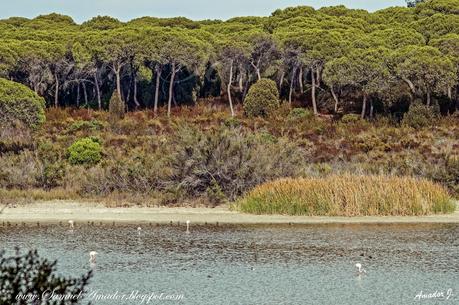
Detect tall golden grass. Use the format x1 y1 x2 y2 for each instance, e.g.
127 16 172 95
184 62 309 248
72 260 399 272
235 175 455 216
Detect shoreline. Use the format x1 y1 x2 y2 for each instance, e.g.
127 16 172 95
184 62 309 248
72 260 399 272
0 201 458 225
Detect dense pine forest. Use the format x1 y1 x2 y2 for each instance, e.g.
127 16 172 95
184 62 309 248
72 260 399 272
0 0 458 115
0 0 458 210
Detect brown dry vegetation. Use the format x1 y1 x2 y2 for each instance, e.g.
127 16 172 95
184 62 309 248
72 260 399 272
235 175 454 216
0 103 458 208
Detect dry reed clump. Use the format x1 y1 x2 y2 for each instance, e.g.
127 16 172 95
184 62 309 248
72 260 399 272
236 175 455 216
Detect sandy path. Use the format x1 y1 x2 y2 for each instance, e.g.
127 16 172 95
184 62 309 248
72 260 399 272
0 201 458 225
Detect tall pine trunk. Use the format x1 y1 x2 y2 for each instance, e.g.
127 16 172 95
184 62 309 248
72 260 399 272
251 60 261 80
133 74 140 109
456 86 459 111
311 69 318 115
94 71 102 110
279 71 285 90
82 82 88 105
227 60 235 117
54 73 59 108
167 62 177 118
242 73 251 101
115 66 122 100
126 76 132 106
370 100 374 118
154 66 162 114
76 83 80 107
289 67 297 104
361 94 367 119
402 77 416 101
331 86 339 113
298 67 303 93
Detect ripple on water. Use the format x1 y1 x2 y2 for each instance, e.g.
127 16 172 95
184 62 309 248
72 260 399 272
0 223 458 305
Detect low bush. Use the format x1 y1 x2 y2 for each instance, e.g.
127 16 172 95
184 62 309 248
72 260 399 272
236 175 454 216
341 114 362 124
0 124 34 153
37 141 62 163
79 153 166 196
402 101 439 128
446 155 459 194
0 78 46 129
243 79 280 117
67 137 102 166
1 103 458 207
447 155 459 177
431 154 459 195
37 161 67 189
0 149 65 190
0 151 41 189
108 91 125 125
67 119 105 133
164 125 306 201
223 117 242 128
288 108 314 120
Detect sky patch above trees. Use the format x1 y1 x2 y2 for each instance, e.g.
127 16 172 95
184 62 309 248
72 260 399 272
1 0 407 23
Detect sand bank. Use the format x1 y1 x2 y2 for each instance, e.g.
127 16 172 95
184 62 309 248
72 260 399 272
0 201 458 225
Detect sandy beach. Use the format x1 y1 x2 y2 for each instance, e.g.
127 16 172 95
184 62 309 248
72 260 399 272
0 201 458 225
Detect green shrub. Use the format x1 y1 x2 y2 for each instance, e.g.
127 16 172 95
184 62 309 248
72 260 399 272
38 161 66 189
236 175 455 216
0 78 46 129
223 117 242 128
36 141 66 188
37 141 62 163
288 108 313 120
341 114 362 124
68 119 105 133
243 78 280 117
255 131 277 144
402 101 438 128
108 91 125 124
206 179 227 205
67 137 102 166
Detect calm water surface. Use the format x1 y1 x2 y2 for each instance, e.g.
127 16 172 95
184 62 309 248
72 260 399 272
1 223 458 305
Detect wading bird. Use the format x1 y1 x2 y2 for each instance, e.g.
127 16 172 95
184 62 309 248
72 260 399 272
186 220 190 234
137 227 142 235
355 263 366 275
68 220 74 229
89 251 98 264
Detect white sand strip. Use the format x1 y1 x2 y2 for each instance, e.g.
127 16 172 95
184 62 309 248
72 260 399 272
0 201 458 225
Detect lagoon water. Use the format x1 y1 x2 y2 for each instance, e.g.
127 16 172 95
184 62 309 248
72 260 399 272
1 223 458 305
